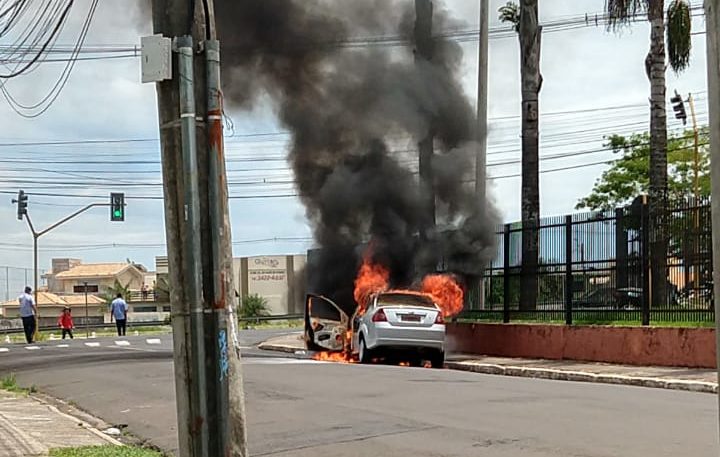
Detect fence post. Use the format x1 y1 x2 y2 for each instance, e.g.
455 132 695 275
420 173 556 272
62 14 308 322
641 197 651 326
565 215 573 325
615 208 628 290
503 224 511 323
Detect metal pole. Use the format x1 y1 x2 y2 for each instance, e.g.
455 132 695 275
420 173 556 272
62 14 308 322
84 282 89 338
178 35 210 457
688 93 701 290
5 266 9 302
415 0 436 237
688 93 700 202
33 234 38 340
703 0 720 442
476 0 489 205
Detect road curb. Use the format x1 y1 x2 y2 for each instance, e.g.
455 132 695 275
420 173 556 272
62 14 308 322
258 342 718 394
257 343 305 354
444 362 718 394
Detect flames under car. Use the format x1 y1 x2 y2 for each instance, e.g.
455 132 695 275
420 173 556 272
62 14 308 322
305 292 446 367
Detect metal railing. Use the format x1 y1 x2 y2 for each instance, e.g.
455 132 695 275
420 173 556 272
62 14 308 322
464 196 714 325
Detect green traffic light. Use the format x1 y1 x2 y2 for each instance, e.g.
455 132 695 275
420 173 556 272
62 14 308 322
114 210 122 217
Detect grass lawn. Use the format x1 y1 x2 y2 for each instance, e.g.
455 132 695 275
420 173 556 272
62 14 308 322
49 446 163 457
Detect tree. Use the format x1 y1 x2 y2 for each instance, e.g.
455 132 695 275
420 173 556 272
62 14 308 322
102 279 132 303
605 0 693 311
577 128 710 211
499 0 542 311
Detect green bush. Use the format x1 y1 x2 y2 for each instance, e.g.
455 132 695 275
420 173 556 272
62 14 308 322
239 294 270 319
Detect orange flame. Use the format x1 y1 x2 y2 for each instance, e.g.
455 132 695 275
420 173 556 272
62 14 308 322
313 351 357 363
421 274 464 317
353 256 389 312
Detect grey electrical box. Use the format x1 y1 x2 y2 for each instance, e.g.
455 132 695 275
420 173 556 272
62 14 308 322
141 35 172 83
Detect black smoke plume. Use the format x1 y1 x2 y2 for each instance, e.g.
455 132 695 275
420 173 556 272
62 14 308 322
152 0 499 312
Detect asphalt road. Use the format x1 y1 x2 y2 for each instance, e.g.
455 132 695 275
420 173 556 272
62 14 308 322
0 330 717 457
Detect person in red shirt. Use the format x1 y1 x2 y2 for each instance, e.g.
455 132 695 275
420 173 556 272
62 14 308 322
57 306 74 340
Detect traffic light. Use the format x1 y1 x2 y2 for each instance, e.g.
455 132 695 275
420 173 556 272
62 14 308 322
671 91 687 125
110 193 125 222
15 190 28 220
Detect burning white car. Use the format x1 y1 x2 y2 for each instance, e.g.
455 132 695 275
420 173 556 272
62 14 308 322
305 291 446 367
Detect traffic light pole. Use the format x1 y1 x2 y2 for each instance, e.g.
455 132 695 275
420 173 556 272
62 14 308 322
21 203 111 339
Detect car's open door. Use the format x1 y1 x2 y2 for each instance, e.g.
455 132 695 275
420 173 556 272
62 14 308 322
304 294 349 352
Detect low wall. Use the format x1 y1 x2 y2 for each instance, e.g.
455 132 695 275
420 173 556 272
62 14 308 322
447 323 717 368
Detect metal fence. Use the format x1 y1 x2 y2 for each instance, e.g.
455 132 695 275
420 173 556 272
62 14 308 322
464 196 714 325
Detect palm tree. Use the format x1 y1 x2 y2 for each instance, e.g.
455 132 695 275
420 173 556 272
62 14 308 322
606 0 692 308
499 0 542 310
102 279 132 303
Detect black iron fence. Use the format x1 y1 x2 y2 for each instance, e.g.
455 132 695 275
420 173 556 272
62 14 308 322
463 196 714 325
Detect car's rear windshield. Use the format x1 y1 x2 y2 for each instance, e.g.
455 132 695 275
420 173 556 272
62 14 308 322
377 293 436 308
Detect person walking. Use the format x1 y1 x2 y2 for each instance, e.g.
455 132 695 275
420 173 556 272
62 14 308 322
57 306 74 340
110 293 128 336
18 286 37 344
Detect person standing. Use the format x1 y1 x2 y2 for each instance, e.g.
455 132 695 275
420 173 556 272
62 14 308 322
18 286 37 344
110 293 128 336
57 306 74 340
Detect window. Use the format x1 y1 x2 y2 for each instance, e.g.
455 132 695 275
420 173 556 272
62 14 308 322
162 306 171 312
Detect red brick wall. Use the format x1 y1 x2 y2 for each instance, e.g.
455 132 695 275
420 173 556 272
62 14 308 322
446 323 717 368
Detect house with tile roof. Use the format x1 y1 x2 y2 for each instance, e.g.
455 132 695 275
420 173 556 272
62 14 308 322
46 260 146 296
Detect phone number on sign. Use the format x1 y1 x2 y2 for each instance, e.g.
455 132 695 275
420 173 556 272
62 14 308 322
251 274 286 281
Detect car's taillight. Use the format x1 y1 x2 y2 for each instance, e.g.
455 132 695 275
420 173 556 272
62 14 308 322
435 313 445 324
372 309 387 322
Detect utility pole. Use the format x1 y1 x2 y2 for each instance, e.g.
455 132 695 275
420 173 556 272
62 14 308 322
149 1 247 456
84 282 89 338
704 0 720 443
475 0 489 310
415 0 436 234
476 0 489 206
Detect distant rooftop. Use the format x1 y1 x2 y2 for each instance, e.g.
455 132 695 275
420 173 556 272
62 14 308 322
53 263 135 279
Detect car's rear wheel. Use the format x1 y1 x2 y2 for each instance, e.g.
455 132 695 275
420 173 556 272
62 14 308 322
430 351 445 369
358 335 373 364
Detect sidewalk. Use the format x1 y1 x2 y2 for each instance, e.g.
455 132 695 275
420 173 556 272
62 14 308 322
0 390 120 457
258 333 718 394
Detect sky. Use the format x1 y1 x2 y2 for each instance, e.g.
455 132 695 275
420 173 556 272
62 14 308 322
0 0 711 297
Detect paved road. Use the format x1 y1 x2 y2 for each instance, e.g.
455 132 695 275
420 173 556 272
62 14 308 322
0 330 717 457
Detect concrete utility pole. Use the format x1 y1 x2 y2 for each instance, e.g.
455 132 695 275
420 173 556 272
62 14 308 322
150 1 247 456
475 0 489 309
704 0 720 442
415 0 436 233
476 0 489 206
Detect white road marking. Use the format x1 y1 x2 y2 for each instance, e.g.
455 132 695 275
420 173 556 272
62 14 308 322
114 340 131 346
0 348 8 353
146 338 162 345
25 346 40 350
56 344 69 348
84 342 101 347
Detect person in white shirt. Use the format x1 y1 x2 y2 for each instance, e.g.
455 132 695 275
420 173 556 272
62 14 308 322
110 293 129 336
18 286 37 344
